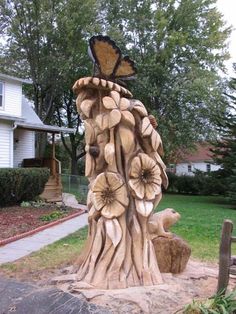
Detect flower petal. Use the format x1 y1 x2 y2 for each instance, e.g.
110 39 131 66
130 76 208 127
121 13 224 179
110 91 120 105
115 184 129 206
103 96 117 109
130 156 142 178
109 109 122 128
102 200 125 219
119 97 130 110
106 172 124 191
129 178 145 199
93 191 105 211
104 142 115 165
135 199 153 217
93 172 108 192
139 153 156 170
145 183 161 200
121 111 135 127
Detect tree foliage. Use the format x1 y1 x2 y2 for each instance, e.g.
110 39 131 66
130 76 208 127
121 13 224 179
100 0 231 160
212 64 236 203
0 0 232 169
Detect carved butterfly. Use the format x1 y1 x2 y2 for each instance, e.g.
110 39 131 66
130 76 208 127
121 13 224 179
88 35 137 80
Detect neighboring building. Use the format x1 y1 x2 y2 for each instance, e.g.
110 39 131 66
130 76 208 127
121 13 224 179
0 73 74 201
168 142 221 176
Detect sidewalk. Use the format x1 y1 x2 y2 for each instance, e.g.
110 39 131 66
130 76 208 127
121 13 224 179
0 213 88 264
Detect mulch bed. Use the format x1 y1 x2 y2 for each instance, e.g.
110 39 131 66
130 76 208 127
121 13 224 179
0 204 80 241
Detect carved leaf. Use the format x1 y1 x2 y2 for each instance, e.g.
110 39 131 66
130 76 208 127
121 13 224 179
96 113 109 130
141 117 153 137
80 99 96 118
151 130 162 151
105 218 122 247
100 79 107 87
83 77 92 85
132 100 148 117
92 77 100 86
85 153 95 177
119 97 130 110
109 109 121 128
107 81 114 89
84 120 95 144
103 96 117 109
104 142 115 165
110 91 120 105
102 200 125 219
114 83 121 92
135 199 153 217
119 125 135 153
121 111 135 127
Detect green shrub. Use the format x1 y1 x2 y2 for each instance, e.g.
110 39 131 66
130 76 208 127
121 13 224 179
166 170 227 196
0 168 50 207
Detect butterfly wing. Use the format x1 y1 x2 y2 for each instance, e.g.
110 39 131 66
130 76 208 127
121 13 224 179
114 56 137 79
89 35 121 77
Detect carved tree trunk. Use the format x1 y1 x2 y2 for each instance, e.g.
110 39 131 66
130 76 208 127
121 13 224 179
72 77 168 289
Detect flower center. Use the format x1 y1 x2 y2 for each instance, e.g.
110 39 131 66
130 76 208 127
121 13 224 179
140 169 152 183
101 188 115 204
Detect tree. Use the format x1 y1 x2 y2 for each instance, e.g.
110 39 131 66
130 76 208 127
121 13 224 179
0 0 99 168
212 64 236 203
99 0 231 161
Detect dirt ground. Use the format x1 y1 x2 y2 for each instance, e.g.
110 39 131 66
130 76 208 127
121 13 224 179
0 204 80 240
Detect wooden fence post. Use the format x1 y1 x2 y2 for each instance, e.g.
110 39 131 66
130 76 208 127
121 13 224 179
217 219 233 294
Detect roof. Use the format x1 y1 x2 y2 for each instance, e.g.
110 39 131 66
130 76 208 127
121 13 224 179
15 97 75 134
177 143 214 163
0 73 32 84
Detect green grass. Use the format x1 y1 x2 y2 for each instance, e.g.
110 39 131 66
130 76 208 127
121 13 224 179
1 194 235 279
157 194 236 261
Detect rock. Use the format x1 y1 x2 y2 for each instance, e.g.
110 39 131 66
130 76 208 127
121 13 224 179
152 235 191 273
51 274 77 284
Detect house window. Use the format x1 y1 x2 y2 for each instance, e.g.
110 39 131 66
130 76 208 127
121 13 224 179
188 165 192 172
206 164 211 172
0 81 4 109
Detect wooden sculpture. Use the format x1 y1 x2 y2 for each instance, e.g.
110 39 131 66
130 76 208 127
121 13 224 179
72 35 169 289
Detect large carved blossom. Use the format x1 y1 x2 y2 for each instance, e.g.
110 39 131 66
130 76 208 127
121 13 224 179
129 153 162 200
92 172 129 219
95 91 135 130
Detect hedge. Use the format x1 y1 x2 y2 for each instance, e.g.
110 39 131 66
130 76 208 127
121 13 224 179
0 168 50 207
166 170 227 195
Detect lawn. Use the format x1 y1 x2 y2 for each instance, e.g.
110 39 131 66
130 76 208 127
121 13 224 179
1 194 235 279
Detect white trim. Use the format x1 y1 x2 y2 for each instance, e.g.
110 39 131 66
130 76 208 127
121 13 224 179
0 81 5 111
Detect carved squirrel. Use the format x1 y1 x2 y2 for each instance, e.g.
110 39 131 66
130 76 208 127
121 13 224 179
148 208 180 239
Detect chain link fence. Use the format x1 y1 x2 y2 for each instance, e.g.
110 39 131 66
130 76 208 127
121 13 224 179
61 174 88 204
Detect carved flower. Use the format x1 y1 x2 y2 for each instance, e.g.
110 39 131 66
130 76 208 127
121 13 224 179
92 172 129 219
95 91 135 130
141 116 163 153
129 153 162 200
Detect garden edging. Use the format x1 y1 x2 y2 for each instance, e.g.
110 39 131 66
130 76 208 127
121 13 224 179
0 209 86 247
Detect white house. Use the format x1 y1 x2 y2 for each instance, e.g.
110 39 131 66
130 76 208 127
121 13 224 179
168 143 221 176
0 73 74 201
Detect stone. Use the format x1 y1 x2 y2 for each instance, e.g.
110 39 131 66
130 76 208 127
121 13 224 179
0 277 110 314
152 235 191 273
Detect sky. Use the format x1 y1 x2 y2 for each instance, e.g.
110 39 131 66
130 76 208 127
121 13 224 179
217 0 236 76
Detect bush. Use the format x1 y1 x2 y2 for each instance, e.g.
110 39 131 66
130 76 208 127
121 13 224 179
166 170 227 195
0 168 50 207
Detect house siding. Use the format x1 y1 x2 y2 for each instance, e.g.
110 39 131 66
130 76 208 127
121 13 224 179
0 80 22 117
0 121 13 168
13 129 35 167
176 162 221 176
